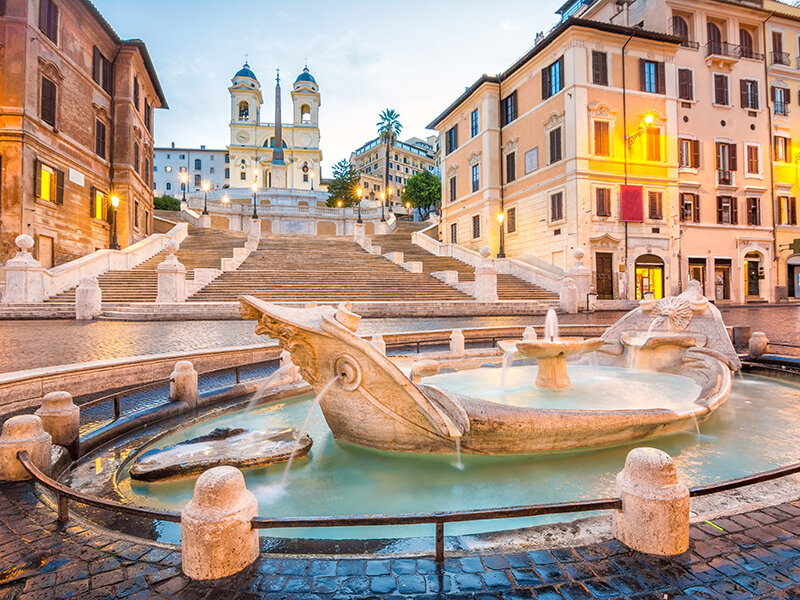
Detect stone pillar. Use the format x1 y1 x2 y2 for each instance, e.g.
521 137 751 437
156 239 186 303
450 329 465 356
566 249 592 310
34 391 80 457
370 334 386 355
410 360 439 383
170 360 199 407
75 276 102 320
559 277 578 314
181 466 259 580
748 332 769 358
353 222 365 243
473 247 499 302
245 218 261 251
1 235 48 304
0 415 52 481
198 213 211 229
613 447 690 556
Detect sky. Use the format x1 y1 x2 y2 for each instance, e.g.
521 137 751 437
93 0 565 177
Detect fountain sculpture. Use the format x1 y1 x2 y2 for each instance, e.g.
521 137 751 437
239 282 735 455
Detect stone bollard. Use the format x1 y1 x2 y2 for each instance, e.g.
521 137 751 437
613 447 689 556
450 329 465 356
156 239 186 303
1 234 47 304
34 391 80 457
353 222 365 243
0 415 52 481
559 277 578 314
473 246 499 302
170 360 199 407
181 466 259 580
371 334 386 355
245 218 261 251
748 332 769 359
410 360 439 383
75 275 102 320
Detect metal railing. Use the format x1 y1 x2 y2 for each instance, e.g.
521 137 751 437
706 41 739 59
775 102 790 117
739 47 764 61
771 51 791 66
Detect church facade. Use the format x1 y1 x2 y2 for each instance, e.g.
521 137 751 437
227 63 322 191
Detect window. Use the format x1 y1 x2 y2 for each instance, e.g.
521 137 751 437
470 109 479 137
541 57 564 99
194 158 202 170
778 195 797 225
772 86 790 116
681 193 700 222
33 159 64 204
501 91 517 126
740 79 759 109
165 165 172 172
450 222 458 244
39 0 58 44
746 145 759 174
646 128 661 162
505 152 516 183
715 142 737 184
180 154 185 160
648 191 663 220
524 147 539 174
549 127 562 164
225 168 230 178
550 191 564 222
746 197 761 225
144 99 151 132
166 182 172 190
640 59 665 94
90 188 107 220
713 74 729 105
775 135 790 162
445 125 458 154
133 141 140 172
678 69 694 101
591 51 608 86
716 196 738 224
471 163 479 192
134 200 140 228
194 174 201 187
507 207 516 233
472 215 480 239
40 77 56 127
133 76 139 111
679 138 700 168
238 101 249 120
707 21 723 54
771 30 788 65
740 29 755 58
596 188 611 217
225 154 230 163
92 47 112 93
594 121 609 156
95 120 106 159
449 176 457 202
672 15 689 41
240 172 246 180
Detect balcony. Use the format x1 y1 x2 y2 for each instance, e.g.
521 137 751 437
717 169 734 187
770 51 791 67
706 42 740 67
680 39 700 50
774 101 790 117
739 47 764 61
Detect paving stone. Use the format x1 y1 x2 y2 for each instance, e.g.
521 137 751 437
454 573 484 591
460 556 485 573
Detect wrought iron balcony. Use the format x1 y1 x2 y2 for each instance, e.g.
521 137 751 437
717 169 734 186
739 47 764 60
770 51 791 66
774 101 790 117
706 41 740 59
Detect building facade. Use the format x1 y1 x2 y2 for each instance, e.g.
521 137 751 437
0 0 166 267
430 0 800 303
153 145 229 199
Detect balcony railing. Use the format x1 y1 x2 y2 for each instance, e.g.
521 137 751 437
739 47 764 61
774 101 790 117
717 169 734 186
771 51 791 66
680 39 700 50
706 41 740 59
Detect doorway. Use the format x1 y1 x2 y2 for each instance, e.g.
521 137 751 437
714 260 731 301
788 256 800 299
37 235 54 269
688 258 707 295
744 252 761 298
634 254 664 300
595 252 614 299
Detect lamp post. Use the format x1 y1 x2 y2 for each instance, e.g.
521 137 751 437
497 212 506 258
380 192 386 221
309 171 314 191
202 181 210 215
337 200 343 208
251 182 258 219
405 201 412 219
387 186 393 216
356 187 363 223
180 172 188 202
110 195 120 250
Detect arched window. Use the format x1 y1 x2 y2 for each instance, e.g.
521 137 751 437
300 104 311 123
238 101 249 120
671 15 689 41
166 182 171 190
707 22 722 54
194 174 201 187
740 28 754 58
194 158 201 170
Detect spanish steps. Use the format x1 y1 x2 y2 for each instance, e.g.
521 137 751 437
46 227 249 304
370 222 560 303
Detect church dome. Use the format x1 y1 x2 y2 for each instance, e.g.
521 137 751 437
294 66 316 85
234 62 258 81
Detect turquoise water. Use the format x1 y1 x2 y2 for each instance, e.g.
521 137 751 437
116 371 800 542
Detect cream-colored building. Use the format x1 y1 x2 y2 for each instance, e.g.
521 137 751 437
227 64 322 191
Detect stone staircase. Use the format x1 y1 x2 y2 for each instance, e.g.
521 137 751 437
46 227 248 304
370 222 559 303
188 234 471 303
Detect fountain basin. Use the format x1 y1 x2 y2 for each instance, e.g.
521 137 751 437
515 337 605 389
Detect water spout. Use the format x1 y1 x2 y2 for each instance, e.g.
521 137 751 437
247 364 295 407
453 438 465 471
544 308 559 342
499 349 515 390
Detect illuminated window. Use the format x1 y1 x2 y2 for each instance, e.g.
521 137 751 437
646 128 661 161
40 165 53 202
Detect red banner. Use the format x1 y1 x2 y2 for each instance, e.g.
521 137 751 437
620 185 643 222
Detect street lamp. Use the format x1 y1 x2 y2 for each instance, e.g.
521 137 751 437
337 200 343 208
380 192 386 221
356 187 363 223
251 181 258 219
202 181 210 215
626 112 656 147
110 195 120 250
309 171 315 191
497 212 506 258
387 186 393 215
222 194 229 208
180 172 188 202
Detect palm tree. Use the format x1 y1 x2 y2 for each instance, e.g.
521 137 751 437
377 108 402 220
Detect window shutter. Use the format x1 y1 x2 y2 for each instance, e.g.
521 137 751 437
639 59 646 92
92 47 100 83
33 159 40 198
104 60 113 94
731 197 738 224
558 56 565 91
715 142 722 169
657 62 666 94
693 195 700 222
55 169 64 205
789 137 793 160
729 143 737 171
592 52 600 84
90 186 96 217
541 67 550 100
791 197 798 225
717 197 723 223
740 80 748 108
753 83 758 108
692 140 700 168
788 88 793 105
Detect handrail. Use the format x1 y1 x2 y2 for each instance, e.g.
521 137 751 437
687 461 800 497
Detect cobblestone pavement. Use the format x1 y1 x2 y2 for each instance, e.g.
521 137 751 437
2 480 800 599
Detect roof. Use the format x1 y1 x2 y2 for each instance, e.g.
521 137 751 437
235 63 258 81
427 17 682 129
295 67 317 85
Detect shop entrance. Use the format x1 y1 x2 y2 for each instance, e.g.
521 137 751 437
744 252 762 298
714 259 731 301
634 254 664 300
688 258 707 295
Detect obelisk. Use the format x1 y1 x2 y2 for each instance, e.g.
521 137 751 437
270 70 288 188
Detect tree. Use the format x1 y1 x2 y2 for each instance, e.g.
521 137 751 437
376 108 402 201
325 159 361 207
154 194 181 211
402 170 441 219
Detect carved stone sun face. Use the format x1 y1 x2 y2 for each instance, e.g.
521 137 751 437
652 296 693 331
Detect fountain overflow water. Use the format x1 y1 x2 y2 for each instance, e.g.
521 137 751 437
544 308 559 342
